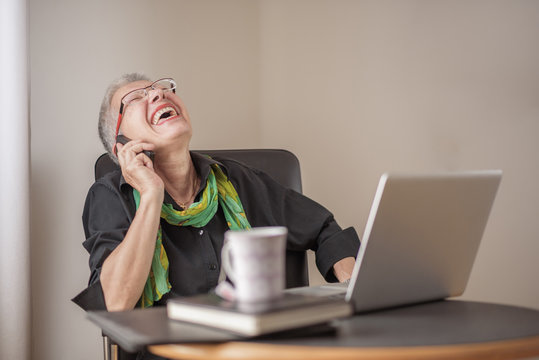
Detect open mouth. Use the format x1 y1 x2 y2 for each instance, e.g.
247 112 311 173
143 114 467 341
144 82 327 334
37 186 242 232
151 106 179 125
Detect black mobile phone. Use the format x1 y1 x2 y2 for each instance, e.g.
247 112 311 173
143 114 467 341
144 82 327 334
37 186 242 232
115 134 155 162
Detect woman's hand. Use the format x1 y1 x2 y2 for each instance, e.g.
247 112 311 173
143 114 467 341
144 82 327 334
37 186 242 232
333 257 356 282
116 140 164 201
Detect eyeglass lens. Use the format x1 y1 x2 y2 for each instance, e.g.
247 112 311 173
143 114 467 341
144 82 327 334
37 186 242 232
122 78 176 106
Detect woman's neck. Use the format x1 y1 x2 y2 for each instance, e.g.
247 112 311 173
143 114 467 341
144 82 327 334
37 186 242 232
154 149 199 207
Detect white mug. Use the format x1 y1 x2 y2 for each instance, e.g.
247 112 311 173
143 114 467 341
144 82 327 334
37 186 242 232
221 226 287 303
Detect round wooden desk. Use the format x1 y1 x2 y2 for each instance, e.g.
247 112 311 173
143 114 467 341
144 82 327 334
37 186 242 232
149 300 539 360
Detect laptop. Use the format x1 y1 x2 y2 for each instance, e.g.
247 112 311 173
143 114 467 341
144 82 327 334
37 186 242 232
289 170 502 313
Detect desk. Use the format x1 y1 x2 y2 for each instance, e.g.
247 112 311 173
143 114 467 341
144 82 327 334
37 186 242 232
89 300 539 360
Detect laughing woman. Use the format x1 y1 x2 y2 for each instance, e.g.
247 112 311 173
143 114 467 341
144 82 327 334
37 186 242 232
73 73 360 358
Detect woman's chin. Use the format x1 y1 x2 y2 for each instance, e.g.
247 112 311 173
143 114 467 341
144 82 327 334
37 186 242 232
152 117 192 138
155 131 192 150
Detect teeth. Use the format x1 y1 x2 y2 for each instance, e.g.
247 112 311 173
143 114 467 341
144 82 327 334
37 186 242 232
152 106 178 125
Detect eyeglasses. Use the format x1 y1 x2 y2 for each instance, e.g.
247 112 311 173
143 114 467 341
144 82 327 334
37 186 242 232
115 78 177 138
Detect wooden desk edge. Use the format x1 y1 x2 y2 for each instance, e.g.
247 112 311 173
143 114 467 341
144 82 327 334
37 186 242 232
148 335 539 360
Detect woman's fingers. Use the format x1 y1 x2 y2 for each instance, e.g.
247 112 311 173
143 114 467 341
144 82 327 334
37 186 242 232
139 152 154 170
117 140 154 166
116 140 162 194
124 141 155 157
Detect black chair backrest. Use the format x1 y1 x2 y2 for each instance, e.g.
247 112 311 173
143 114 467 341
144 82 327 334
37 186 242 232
95 149 302 193
94 149 308 288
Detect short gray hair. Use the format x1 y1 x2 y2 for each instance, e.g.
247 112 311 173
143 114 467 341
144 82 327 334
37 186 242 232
98 73 151 162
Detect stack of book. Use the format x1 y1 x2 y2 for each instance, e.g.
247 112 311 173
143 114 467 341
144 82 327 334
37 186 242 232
167 292 352 336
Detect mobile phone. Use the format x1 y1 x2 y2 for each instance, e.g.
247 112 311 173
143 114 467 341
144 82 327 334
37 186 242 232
115 134 155 162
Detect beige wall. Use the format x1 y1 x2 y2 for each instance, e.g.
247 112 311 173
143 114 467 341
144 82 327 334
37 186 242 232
30 1 539 359
258 0 539 307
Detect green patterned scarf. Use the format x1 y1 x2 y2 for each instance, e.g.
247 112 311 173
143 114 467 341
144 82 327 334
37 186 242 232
133 163 251 308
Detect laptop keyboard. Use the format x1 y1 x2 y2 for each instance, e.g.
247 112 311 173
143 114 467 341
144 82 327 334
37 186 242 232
285 283 348 299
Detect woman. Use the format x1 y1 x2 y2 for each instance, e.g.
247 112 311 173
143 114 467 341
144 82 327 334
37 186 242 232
74 73 360 313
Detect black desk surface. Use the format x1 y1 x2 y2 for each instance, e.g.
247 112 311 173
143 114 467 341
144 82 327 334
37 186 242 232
88 300 539 354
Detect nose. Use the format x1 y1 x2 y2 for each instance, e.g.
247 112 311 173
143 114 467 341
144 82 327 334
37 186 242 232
148 88 165 103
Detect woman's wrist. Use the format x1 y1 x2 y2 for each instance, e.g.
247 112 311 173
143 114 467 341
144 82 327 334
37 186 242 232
139 188 164 207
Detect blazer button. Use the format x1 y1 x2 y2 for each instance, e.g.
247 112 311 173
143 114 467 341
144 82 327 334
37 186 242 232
209 264 217 271
199 229 204 236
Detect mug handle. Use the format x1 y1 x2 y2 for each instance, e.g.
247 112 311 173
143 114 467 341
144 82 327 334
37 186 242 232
221 241 237 283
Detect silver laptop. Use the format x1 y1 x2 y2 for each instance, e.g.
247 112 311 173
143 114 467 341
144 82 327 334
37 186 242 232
290 170 502 313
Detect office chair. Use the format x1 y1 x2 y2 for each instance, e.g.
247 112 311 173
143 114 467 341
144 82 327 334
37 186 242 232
94 149 308 360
